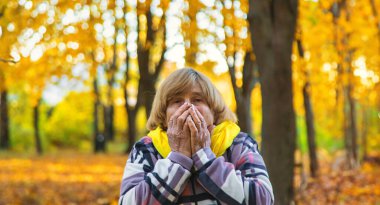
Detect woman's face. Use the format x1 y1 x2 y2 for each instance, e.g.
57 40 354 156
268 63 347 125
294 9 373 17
166 83 214 128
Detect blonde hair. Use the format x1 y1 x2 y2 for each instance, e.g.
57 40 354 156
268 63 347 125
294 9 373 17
146 68 237 130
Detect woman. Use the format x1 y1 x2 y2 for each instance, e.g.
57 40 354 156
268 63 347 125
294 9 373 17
119 68 274 205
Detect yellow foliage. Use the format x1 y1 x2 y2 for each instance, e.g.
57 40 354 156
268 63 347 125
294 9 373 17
0 0 379 160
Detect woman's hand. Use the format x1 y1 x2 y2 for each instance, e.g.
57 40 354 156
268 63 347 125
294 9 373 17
167 102 192 158
187 105 211 155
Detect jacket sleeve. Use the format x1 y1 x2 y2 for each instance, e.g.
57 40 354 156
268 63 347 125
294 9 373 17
192 135 274 205
119 138 192 205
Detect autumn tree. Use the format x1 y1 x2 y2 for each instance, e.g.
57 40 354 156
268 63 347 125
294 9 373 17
296 0 380 173
249 0 298 204
123 0 168 152
102 32 117 142
220 0 257 135
0 0 47 151
0 1 19 149
328 0 360 168
0 65 11 149
179 1 258 135
83 1 114 152
295 34 319 177
3 0 113 153
49 0 119 152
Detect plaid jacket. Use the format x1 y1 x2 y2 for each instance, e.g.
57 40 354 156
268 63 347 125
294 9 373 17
119 132 274 205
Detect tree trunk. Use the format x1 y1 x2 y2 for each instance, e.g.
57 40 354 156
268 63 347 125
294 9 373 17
239 52 257 135
103 29 118 141
249 0 298 204
103 105 114 141
124 79 141 153
345 81 358 168
331 0 358 169
343 88 354 168
331 2 345 138
124 43 140 152
136 4 166 119
126 108 137 153
361 106 368 159
143 77 155 118
93 77 106 153
0 90 10 149
229 51 257 136
123 2 166 153
104 63 115 142
236 94 252 135
349 99 358 165
302 82 318 177
344 5 358 168
137 7 153 119
33 100 43 154
297 38 319 177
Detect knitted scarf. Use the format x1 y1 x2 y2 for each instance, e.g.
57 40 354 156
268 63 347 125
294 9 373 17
147 121 240 158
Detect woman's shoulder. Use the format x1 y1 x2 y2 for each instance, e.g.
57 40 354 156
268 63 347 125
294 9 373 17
230 132 260 151
233 132 257 143
131 136 157 153
136 136 153 144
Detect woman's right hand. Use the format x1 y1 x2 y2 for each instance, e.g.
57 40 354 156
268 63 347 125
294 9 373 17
167 102 192 158
187 105 211 154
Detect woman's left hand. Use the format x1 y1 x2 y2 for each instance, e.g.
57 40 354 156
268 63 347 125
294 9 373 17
187 105 211 154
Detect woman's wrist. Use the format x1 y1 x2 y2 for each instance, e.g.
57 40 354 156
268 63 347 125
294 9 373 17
191 147 215 171
168 151 193 171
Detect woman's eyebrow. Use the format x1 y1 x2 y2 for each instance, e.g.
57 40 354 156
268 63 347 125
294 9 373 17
191 92 203 96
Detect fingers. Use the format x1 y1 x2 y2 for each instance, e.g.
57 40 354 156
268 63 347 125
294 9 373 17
177 109 190 129
189 105 202 131
168 117 174 128
169 102 191 127
194 108 208 130
192 108 211 149
187 116 197 154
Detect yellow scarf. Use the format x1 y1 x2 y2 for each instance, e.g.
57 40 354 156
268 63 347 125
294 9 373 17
147 121 240 158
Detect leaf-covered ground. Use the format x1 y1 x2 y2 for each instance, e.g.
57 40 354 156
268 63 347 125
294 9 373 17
0 153 379 205
0 153 126 205
295 153 380 205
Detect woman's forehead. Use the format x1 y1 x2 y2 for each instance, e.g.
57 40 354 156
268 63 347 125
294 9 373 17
167 83 204 98
190 83 202 92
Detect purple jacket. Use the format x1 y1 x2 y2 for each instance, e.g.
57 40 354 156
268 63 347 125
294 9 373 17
119 132 274 205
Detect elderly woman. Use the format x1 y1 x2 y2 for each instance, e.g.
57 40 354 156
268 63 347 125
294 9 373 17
119 68 274 205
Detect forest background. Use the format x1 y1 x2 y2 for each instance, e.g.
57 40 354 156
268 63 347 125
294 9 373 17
0 0 379 204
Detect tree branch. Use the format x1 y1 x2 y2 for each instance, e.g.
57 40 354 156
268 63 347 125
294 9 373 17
0 58 18 64
154 15 167 79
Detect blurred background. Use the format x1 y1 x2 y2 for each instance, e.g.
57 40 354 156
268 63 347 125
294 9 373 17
0 0 379 204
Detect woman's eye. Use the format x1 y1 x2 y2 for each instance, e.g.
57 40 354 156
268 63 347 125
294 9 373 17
172 99 181 104
193 99 203 103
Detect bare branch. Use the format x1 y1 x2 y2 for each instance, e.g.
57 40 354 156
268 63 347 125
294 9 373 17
0 58 18 64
